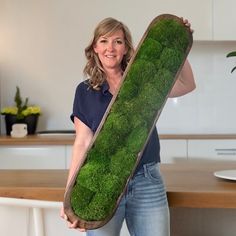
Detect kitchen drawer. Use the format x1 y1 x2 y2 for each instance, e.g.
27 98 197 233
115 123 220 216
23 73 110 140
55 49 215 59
0 145 66 169
160 139 187 163
188 140 236 160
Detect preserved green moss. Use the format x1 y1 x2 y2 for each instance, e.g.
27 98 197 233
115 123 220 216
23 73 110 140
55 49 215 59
71 184 94 212
126 126 149 154
69 15 192 223
100 174 124 194
159 47 184 73
137 88 165 127
83 192 116 220
118 60 157 100
76 161 108 192
148 19 189 52
136 38 162 61
102 112 131 137
153 69 174 96
93 129 121 157
110 148 137 178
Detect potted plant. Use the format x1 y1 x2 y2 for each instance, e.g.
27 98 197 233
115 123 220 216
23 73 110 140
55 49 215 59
226 51 236 73
1 86 41 135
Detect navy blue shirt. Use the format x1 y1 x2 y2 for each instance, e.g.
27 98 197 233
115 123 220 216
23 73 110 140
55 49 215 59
71 80 160 172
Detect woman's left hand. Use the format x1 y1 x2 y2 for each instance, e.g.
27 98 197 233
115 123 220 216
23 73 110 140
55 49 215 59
181 17 194 33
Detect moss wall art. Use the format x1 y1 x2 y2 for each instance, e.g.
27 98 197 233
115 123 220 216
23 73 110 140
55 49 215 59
64 14 193 229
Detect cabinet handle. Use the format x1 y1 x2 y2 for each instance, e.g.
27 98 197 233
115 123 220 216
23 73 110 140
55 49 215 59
215 148 236 155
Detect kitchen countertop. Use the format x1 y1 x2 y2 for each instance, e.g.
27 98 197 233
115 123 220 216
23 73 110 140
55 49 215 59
161 160 236 208
0 160 236 208
0 134 76 145
1 134 236 145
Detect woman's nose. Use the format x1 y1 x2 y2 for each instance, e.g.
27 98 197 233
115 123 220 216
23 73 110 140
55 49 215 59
107 42 114 51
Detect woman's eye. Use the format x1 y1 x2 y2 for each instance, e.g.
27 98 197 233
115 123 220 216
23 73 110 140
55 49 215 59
115 40 123 45
100 39 107 43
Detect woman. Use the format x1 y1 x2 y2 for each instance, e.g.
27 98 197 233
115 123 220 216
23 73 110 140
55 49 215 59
61 17 195 236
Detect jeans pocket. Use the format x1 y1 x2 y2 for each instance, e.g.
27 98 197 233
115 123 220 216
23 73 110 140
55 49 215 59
146 164 163 184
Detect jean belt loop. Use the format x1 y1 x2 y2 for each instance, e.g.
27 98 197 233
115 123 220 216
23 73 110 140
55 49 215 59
143 163 148 177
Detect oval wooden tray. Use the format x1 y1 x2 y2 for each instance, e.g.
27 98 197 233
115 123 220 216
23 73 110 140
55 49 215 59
64 14 193 230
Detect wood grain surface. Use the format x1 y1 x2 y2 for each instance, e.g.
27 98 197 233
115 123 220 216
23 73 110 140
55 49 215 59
1 134 236 146
0 160 236 208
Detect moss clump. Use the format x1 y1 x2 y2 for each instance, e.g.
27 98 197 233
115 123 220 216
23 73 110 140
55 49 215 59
115 78 139 101
110 148 136 176
112 99 138 117
118 60 157 100
148 19 189 52
153 68 174 96
126 126 149 154
100 174 124 194
102 112 131 137
86 148 109 163
83 192 116 220
159 48 184 73
136 38 162 61
71 184 95 213
76 161 108 192
70 15 191 222
137 86 165 127
93 129 120 157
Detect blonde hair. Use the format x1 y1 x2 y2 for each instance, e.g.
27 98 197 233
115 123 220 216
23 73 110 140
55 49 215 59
83 17 134 90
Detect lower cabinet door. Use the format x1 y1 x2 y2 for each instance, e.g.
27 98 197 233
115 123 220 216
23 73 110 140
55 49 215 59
0 145 66 169
0 206 29 236
188 140 236 161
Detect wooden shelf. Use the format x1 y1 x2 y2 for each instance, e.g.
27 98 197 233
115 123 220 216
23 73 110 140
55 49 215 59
1 134 236 146
0 134 75 145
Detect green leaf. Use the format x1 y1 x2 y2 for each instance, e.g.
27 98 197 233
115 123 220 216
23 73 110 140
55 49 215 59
231 66 236 73
226 51 236 58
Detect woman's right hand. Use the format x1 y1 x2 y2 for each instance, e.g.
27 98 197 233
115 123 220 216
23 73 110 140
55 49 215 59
60 206 86 232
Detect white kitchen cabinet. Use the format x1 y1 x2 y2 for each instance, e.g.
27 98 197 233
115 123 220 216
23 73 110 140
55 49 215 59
42 208 85 236
188 139 236 160
65 145 73 169
160 139 188 163
213 0 236 40
0 206 29 236
156 0 236 41
66 140 188 166
154 0 213 40
0 145 66 169
42 208 129 236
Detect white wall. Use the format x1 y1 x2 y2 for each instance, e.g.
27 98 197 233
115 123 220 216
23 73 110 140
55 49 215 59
0 0 236 134
158 41 236 134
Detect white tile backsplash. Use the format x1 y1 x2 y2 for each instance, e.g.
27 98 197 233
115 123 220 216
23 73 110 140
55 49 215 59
158 41 236 134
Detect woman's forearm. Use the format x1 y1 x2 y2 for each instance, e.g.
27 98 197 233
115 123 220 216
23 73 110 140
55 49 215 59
169 59 196 98
66 143 88 189
65 118 94 189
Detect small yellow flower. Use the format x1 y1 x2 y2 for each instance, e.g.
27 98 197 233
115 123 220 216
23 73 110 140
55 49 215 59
22 106 41 116
1 107 18 115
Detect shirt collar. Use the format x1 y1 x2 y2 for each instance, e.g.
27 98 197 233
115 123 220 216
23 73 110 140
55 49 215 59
101 81 110 95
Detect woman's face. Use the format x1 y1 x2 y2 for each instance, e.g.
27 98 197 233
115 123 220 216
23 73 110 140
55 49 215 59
93 30 127 72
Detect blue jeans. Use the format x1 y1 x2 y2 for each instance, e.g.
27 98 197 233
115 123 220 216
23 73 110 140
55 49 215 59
87 162 170 236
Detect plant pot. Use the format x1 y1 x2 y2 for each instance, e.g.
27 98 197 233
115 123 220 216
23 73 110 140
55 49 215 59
5 114 39 135
24 114 39 135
